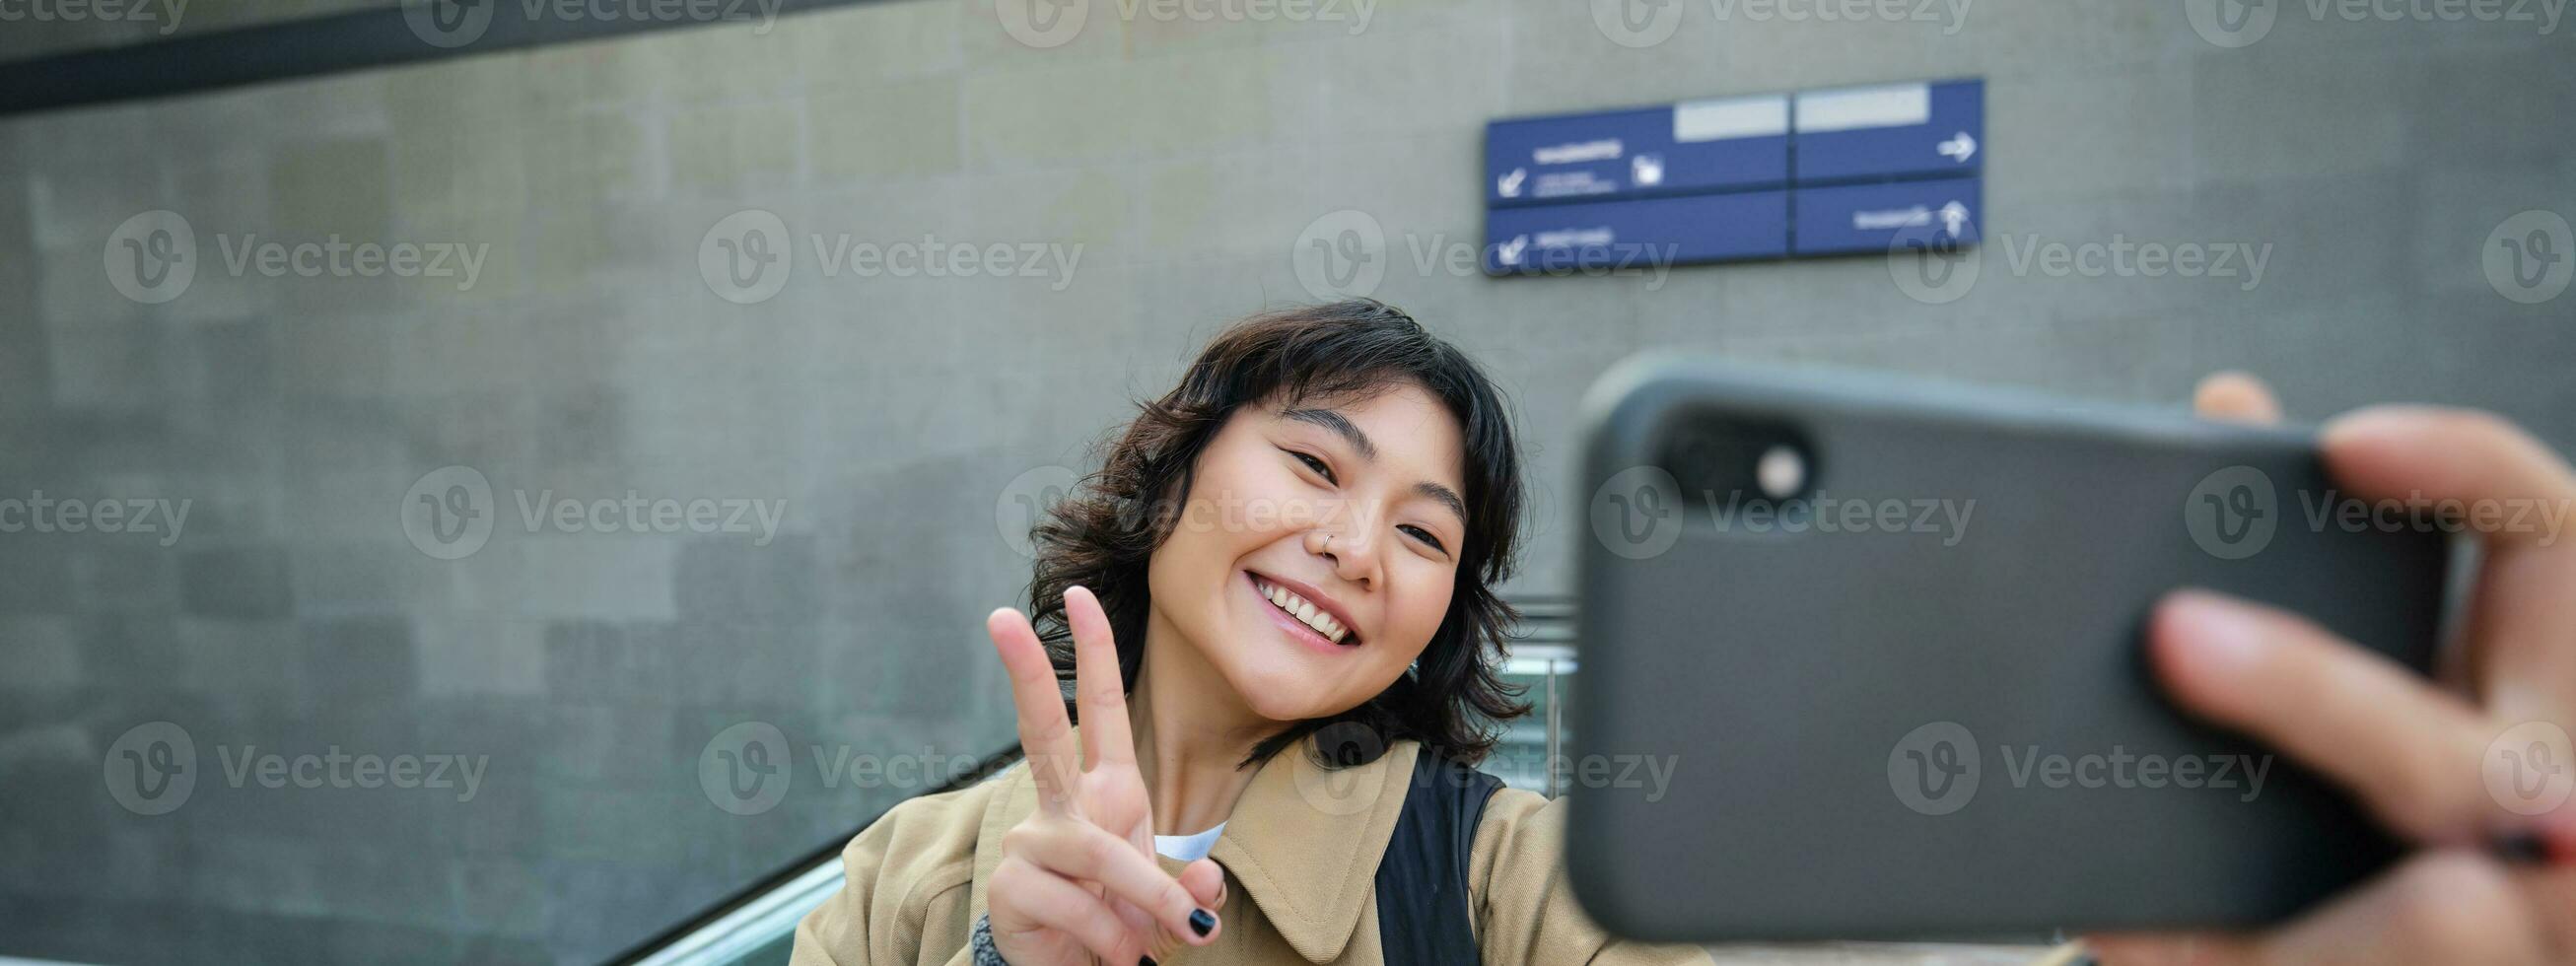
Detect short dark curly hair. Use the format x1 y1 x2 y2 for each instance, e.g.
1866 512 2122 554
1023 299 1530 769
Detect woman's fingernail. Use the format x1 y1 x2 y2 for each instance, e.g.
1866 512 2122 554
2165 590 2269 673
1189 908 1216 936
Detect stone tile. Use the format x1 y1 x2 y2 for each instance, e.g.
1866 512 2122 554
178 546 295 620
667 100 805 196
807 77 963 182
299 614 421 697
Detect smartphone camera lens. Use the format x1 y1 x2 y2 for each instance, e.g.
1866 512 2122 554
1658 416 1817 524
1755 444 1805 501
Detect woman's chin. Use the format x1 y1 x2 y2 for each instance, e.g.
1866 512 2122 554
1217 658 1345 724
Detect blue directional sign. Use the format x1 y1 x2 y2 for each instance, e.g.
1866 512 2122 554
1791 79 1984 184
1480 79 1984 273
1485 190 1789 274
1792 177 1983 256
1486 94 1789 207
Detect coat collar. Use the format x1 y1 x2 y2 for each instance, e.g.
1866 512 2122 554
970 729 1423 963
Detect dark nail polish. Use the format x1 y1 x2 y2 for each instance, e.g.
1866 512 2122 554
1139 957 1156 966
1189 908 1216 936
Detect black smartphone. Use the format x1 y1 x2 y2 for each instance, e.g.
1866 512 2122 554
1563 355 2451 942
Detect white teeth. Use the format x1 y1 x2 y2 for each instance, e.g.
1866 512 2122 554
1257 577 1352 644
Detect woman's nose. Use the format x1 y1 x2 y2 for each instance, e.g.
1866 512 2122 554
1316 526 1379 587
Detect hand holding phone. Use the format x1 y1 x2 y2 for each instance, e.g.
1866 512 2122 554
1566 358 2576 957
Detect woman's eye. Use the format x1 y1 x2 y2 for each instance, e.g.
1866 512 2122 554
1288 449 1335 483
1401 524 1446 553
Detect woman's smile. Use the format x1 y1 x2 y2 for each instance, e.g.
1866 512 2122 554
1244 569 1362 654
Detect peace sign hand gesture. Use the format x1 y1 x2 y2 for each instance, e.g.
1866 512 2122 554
984 586 1225 965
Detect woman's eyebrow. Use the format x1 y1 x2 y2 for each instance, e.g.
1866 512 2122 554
1280 407 1468 527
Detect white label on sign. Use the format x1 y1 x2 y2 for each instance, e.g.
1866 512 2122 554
1534 227 1617 247
1853 206 1934 230
1795 83 1932 133
1533 138 1623 165
1673 95 1789 143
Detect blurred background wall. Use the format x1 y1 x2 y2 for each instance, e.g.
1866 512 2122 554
0 0 2568 962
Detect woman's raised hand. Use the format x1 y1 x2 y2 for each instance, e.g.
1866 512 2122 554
2089 378 2576 964
984 586 1224 965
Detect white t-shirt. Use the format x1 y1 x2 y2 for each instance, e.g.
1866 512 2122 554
1152 822 1226 862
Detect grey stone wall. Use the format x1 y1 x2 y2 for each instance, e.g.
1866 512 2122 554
0 1 2568 962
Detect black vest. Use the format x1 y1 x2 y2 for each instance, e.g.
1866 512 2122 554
1371 748 1505 966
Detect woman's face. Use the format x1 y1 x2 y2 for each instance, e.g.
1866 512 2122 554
1145 382 1469 724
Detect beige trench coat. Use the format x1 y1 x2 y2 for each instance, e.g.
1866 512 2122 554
790 733 1711 965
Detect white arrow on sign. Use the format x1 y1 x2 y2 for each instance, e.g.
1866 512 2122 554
1497 168 1526 197
1936 131 1977 163
1939 201 1969 237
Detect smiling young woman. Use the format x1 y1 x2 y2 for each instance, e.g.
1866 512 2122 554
789 301 1712 965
